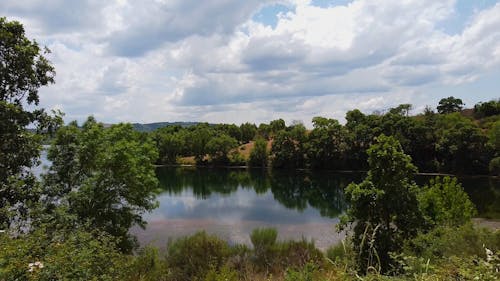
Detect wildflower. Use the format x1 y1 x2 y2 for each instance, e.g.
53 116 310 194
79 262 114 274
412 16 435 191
28 261 44 272
485 247 493 262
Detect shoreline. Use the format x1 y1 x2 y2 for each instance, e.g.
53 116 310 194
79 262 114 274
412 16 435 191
155 164 499 178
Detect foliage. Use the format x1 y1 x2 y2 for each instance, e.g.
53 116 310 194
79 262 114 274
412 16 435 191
490 157 500 175
43 117 159 252
284 263 319 281
406 223 500 261
307 117 348 170
0 17 61 229
123 246 168 281
248 137 268 167
206 134 238 164
474 99 500 118
436 96 464 114
0 227 127 281
250 228 278 271
434 113 490 173
166 231 231 281
204 265 239 281
341 135 424 273
418 176 476 228
240 122 257 143
271 124 308 169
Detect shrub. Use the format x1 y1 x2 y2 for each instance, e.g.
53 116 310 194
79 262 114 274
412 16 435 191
406 223 500 260
418 176 476 228
250 228 278 271
277 239 324 269
166 231 231 281
490 157 500 175
204 265 239 281
326 239 355 266
0 228 127 281
123 246 168 281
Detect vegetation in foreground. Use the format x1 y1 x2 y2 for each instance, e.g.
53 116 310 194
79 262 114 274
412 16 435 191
1 16 499 280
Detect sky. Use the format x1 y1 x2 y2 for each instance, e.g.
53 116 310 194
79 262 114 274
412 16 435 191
2 0 500 127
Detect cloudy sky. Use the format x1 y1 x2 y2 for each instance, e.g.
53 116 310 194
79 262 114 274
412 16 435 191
2 0 500 126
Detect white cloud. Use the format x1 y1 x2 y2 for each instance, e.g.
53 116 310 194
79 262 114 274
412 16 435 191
2 0 500 126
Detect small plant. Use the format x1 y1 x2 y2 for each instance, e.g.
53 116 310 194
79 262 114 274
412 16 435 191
250 228 278 272
166 231 231 281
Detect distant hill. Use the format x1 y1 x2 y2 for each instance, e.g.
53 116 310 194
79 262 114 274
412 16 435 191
131 122 200 132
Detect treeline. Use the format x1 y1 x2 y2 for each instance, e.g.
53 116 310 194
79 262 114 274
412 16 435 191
152 97 500 175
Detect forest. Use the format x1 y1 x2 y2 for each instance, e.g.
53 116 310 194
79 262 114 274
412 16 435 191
151 97 500 175
1 17 499 281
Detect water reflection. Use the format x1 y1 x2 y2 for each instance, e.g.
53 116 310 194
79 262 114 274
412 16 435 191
155 167 363 221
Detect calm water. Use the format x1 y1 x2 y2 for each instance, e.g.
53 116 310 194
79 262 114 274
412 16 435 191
132 166 500 250
36 152 500 250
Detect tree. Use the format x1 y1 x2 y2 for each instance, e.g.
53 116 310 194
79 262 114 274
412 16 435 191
248 137 268 167
307 117 348 169
43 117 159 252
0 17 60 229
437 96 464 114
434 113 489 174
473 99 500 118
340 135 424 273
206 134 238 164
269 119 286 135
240 122 257 143
418 176 476 228
270 124 307 169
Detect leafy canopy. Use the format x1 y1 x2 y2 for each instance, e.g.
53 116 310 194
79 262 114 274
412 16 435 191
341 135 424 273
0 17 60 229
43 117 159 252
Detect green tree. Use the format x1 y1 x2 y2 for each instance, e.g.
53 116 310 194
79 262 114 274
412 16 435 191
437 96 464 114
206 134 238 164
248 137 268 167
155 131 186 164
270 124 307 169
43 117 159 252
270 119 286 135
0 17 60 229
418 176 476 228
340 135 424 273
307 117 348 169
240 122 257 143
185 124 214 164
473 99 500 118
434 113 489 174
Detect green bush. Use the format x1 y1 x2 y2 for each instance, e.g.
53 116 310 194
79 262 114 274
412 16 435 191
204 265 239 281
250 228 278 271
277 239 324 269
326 239 354 266
418 176 476 228
166 231 231 281
284 262 319 281
123 246 168 281
0 228 127 281
406 223 500 260
490 157 500 175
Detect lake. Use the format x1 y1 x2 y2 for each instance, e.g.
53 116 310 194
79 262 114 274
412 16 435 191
35 151 500 250
131 166 500 250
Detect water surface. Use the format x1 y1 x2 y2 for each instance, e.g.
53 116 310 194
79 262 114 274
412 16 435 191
132 167 500 250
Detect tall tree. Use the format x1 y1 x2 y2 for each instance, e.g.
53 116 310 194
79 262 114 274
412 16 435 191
437 96 464 114
340 135 424 273
248 137 268 167
0 17 60 229
307 117 348 169
43 117 159 252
